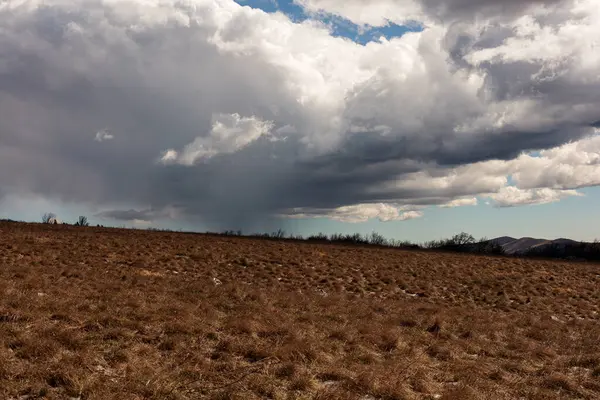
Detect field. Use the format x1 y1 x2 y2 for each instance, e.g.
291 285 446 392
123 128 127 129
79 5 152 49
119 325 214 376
0 222 599 400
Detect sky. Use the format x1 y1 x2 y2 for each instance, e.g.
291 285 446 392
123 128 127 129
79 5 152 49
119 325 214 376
0 0 600 242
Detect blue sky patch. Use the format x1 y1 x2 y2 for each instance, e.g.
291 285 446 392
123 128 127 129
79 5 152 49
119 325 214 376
234 0 422 45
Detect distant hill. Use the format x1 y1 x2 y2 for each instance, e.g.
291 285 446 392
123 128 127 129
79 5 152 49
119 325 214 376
489 237 581 255
528 238 579 253
497 237 548 255
485 236 600 261
489 236 517 247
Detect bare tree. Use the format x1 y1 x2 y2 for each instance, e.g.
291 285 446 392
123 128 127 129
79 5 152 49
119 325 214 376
42 213 56 224
369 232 388 246
75 216 89 227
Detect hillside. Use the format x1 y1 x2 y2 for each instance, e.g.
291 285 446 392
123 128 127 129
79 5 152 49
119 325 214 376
487 236 598 259
0 222 599 399
488 236 517 247
497 237 549 255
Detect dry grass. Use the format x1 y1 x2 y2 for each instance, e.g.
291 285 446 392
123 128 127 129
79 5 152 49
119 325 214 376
1 221 599 399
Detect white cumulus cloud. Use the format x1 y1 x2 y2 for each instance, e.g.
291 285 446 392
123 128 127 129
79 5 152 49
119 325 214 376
511 134 600 190
439 197 478 208
487 187 583 208
94 129 114 142
286 203 424 223
161 113 274 165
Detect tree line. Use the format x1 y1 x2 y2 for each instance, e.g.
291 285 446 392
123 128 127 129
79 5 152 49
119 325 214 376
34 214 600 262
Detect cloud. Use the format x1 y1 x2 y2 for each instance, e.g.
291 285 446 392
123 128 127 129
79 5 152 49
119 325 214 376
285 203 424 223
295 0 565 26
159 149 179 164
96 207 180 222
94 129 114 142
294 0 422 27
0 0 598 230
160 113 274 165
439 197 478 208
487 187 583 208
510 134 600 190
96 209 157 222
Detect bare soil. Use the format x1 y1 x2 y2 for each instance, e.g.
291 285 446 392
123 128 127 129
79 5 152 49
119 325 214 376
1 222 599 399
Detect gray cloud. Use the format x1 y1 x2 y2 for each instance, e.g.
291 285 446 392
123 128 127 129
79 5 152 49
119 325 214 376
0 0 599 229
296 0 568 26
421 0 566 21
96 209 159 222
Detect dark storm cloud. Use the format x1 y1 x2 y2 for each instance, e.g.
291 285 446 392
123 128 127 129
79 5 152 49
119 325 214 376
308 124 591 171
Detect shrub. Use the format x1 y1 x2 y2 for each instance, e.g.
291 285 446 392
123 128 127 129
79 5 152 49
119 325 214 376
307 233 329 242
369 232 389 246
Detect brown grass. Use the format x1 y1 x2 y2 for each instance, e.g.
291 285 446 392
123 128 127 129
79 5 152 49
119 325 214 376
0 221 599 399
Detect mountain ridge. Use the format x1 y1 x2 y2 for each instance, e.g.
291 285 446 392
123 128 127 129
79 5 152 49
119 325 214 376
489 236 593 256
